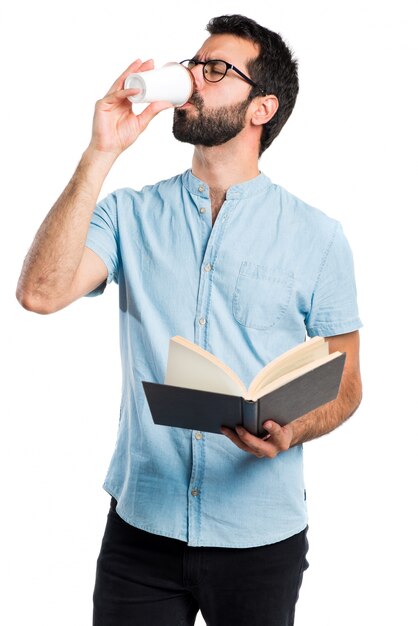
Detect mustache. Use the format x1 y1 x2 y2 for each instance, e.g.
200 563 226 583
188 91 204 110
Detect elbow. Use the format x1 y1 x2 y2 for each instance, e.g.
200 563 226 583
16 288 56 315
338 371 362 422
355 386 363 415
355 375 363 410
348 378 363 419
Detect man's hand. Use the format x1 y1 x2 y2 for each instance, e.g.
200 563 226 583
221 332 362 459
89 59 173 157
220 421 294 458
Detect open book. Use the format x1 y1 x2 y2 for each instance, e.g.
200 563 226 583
142 336 346 437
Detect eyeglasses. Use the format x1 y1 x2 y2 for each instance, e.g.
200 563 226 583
180 59 266 95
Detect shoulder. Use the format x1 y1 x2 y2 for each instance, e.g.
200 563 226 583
109 172 185 202
277 183 338 227
268 181 342 246
98 172 186 214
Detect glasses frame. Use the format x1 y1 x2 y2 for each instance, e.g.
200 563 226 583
180 59 266 96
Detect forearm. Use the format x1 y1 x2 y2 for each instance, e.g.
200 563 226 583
289 368 362 447
16 146 116 311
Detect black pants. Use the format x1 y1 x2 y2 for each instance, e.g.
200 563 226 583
93 498 309 626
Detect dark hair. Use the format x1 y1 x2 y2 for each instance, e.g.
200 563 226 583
206 14 299 156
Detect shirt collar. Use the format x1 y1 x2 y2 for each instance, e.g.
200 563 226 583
181 168 272 200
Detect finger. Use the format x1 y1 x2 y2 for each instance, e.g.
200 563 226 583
137 58 154 73
105 58 151 96
99 87 142 107
221 427 260 455
236 426 285 458
262 420 288 444
235 426 270 454
220 426 247 447
263 421 280 435
221 427 266 457
262 421 292 454
137 100 174 131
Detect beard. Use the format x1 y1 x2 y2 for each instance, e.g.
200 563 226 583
172 92 251 147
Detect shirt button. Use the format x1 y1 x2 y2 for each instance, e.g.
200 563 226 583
200 207 206 213
199 317 206 326
195 432 203 440
204 263 212 272
191 488 200 497
198 185 205 192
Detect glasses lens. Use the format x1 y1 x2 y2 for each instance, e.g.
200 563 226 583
181 60 197 70
204 60 228 82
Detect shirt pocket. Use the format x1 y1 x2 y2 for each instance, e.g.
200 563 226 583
232 261 294 330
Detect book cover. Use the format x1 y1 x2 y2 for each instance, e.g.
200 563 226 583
142 337 346 437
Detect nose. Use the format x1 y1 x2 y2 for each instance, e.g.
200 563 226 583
188 63 205 91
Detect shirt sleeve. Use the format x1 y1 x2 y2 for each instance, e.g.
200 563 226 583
306 221 362 337
84 192 119 297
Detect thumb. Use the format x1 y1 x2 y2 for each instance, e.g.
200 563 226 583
137 101 174 131
263 420 279 433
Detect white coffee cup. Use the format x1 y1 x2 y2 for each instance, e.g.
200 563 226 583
124 62 193 106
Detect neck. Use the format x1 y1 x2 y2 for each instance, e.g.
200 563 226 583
191 136 260 195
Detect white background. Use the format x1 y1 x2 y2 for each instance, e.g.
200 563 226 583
2 0 417 624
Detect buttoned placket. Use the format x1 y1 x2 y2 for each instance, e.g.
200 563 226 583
186 179 237 545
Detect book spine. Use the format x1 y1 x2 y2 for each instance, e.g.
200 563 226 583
242 399 259 436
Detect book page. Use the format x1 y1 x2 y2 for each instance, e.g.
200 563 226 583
250 351 342 401
165 336 246 396
248 337 329 396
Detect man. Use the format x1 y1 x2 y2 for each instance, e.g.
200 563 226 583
16 14 362 626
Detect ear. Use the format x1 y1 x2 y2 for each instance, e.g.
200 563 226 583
250 95 279 127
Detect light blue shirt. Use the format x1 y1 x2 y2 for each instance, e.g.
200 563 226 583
85 169 361 548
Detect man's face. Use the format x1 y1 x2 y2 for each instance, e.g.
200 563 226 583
172 34 260 147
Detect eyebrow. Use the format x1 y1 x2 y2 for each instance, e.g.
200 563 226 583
191 54 244 70
192 51 231 62
192 50 255 70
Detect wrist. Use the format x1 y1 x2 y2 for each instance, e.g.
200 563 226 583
71 146 117 198
288 420 303 448
82 144 120 173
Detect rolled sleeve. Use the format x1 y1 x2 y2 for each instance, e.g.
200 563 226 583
84 193 119 297
306 221 362 337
